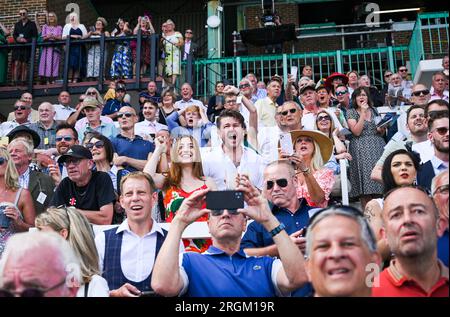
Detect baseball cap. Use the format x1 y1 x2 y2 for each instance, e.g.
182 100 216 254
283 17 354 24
82 97 101 109
57 145 93 163
116 83 126 91
299 82 316 94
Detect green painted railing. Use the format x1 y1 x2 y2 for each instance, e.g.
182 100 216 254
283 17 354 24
408 11 449 78
188 46 409 99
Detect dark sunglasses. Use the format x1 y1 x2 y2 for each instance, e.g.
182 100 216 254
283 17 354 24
86 91 97 96
14 105 29 111
384 74 392 78
317 115 331 122
399 69 407 72
210 209 239 217
266 178 288 190
335 90 348 96
239 83 251 89
0 157 7 166
281 108 297 116
19 12 27 16
412 89 430 97
185 31 193 34
85 140 105 150
117 112 134 119
56 136 74 142
433 127 449 136
0 279 66 297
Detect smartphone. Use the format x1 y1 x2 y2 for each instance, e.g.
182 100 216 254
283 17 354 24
279 133 294 156
206 190 244 211
236 96 242 104
290 66 298 81
140 290 156 297
300 226 308 237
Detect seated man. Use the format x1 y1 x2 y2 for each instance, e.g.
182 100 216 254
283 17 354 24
50 145 115 225
305 205 380 297
134 100 168 141
151 174 308 297
102 82 132 121
0 231 80 297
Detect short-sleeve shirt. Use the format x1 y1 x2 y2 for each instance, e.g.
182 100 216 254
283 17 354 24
372 259 449 297
179 246 284 297
50 171 115 211
255 97 278 128
111 134 154 172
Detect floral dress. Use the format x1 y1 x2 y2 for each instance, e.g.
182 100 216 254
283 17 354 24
0 188 23 257
163 32 183 76
87 34 105 77
296 168 335 208
163 184 211 253
110 32 132 79
38 24 62 77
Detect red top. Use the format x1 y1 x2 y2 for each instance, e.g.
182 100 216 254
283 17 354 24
372 260 449 297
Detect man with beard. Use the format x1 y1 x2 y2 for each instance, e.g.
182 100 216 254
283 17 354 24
417 112 449 191
373 186 449 297
134 100 167 141
202 110 265 190
50 145 115 225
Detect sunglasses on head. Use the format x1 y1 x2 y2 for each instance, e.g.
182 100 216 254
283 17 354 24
0 279 66 297
0 157 7 166
14 105 28 111
266 178 288 190
280 108 297 116
412 89 430 97
335 90 348 96
210 209 239 217
239 83 251 89
117 112 134 119
56 136 74 142
85 140 105 150
433 127 449 136
86 91 97 96
317 115 331 122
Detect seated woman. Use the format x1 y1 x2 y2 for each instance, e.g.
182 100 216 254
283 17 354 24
364 149 420 267
144 135 216 252
281 130 335 208
0 148 36 256
35 207 109 297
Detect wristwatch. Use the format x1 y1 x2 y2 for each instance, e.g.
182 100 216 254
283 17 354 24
269 223 286 237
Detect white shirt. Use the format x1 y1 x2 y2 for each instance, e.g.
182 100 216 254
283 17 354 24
430 155 449 176
0 121 19 137
257 126 283 165
412 140 434 164
53 104 75 121
95 220 183 284
18 168 31 189
76 274 109 297
174 98 206 112
183 40 191 60
201 145 266 190
134 120 168 140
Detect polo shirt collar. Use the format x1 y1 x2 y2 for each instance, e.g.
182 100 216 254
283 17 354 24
204 245 247 258
272 198 308 215
117 133 143 141
115 218 165 237
386 259 449 287
37 120 57 130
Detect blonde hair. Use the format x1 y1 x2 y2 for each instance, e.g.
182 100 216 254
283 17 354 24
0 148 19 191
85 87 104 105
294 138 324 172
314 109 336 138
35 207 101 284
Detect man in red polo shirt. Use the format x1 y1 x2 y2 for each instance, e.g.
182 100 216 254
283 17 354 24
372 186 449 297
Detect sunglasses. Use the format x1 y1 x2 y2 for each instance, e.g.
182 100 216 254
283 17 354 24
434 184 449 196
412 89 430 97
14 106 29 111
399 69 407 72
63 158 83 167
384 74 392 78
266 178 288 190
0 157 7 166
210 209 239 217
117 112 134 119
239 83 251 89
280 108 297 116
56 136 74 142
86 91 97 96
0 279 66 297
19 12 27 16
85 140 105 150
317 115 331 122
433 127 449 136
335 90 348 96
185 31 193 34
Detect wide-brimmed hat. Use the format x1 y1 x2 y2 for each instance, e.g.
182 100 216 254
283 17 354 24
289 129 333 162
325 72 349 89
57 145 93 164
7 125 41 149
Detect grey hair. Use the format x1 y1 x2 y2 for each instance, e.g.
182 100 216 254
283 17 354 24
8 138 34 156
265 160 296 178
305 207 377 257
38 101 55 113
431 169 448 196
0 231 81 288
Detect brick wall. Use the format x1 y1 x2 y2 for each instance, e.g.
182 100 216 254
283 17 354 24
0 0 47 28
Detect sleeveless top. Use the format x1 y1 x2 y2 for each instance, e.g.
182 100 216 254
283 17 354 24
0 188 24 256
163 183 212 253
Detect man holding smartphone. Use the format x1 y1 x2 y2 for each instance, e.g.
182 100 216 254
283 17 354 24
151 174 308 297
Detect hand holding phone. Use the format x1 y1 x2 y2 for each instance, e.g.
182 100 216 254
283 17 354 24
206 190 244 211
290 66 298 81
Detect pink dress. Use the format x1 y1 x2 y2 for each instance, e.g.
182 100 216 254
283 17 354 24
38 24 63 77
296 168 335 208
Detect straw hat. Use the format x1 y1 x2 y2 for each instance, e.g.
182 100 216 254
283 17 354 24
289 129 333 162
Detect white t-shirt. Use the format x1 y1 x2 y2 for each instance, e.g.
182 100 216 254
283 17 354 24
76 274 110 297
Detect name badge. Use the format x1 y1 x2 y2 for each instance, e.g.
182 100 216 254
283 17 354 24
37 192 47 205
44 137 49 145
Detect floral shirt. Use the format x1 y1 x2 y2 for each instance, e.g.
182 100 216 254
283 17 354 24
296 168 335 208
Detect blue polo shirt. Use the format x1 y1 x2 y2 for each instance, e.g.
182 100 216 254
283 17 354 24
111 134 154 172
241 199 311 249
102 99 132 118
438 229 449 267
181 246 280 297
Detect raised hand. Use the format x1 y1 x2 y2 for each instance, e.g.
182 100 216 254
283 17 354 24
173 188 210 227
